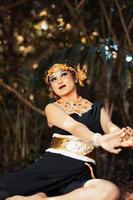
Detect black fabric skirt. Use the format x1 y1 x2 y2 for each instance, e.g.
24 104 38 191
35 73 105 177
0 152 96 198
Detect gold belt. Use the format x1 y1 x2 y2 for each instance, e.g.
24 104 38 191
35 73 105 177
50 136 94 156
50 137 71 149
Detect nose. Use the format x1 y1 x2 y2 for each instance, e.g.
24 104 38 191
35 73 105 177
57 76 63 84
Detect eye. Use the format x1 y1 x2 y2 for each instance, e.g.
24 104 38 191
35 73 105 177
50 77 57 82
61 72 68 77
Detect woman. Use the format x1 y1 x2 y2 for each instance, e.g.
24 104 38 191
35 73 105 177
2 63 133 200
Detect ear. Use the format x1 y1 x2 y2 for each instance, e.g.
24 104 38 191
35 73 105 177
74 77 78 83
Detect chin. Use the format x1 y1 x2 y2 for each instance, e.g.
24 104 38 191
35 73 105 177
55 89 68 96
56 92 69 97
54 86 76 97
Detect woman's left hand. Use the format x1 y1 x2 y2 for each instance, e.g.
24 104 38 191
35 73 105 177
121 126 133 147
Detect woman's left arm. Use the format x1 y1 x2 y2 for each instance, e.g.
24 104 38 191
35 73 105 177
100 107 121 134
100 107 133 147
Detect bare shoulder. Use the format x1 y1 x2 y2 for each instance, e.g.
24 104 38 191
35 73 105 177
44 102 72 128
44 103 62 127
45 102 64 115
45 103 56 113
45 102 55 111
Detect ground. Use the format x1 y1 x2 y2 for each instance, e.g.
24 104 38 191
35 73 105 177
119 181 133 200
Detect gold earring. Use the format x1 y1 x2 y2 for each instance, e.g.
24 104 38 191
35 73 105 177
49 86 58 99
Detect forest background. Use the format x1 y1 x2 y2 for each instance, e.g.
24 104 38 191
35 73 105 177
0 0 133 199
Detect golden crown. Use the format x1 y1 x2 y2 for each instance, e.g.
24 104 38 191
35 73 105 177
45 63 87 86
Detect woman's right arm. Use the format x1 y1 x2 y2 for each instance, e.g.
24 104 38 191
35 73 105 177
45 103 94 142
45 103 123 154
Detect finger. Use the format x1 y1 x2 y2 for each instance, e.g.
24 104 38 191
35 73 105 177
123 126 133 135
121 131 127 137
126 127 133 135
111 148 121 154
121 140 133 147
126 126 132 129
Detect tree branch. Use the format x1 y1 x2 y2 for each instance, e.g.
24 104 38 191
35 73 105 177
0 0 27 11
64 0 91 45
100 0 117 41
0 79 45 117
115 0 133 51
75 0 85 9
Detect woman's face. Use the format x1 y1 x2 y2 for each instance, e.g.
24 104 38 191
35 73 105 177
49 70 77 98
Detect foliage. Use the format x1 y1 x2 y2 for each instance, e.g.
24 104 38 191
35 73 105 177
0 0 133 186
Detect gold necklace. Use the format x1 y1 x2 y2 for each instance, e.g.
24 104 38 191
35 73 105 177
56 97 92 116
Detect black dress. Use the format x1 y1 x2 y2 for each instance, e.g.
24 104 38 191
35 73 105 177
0 102 103 199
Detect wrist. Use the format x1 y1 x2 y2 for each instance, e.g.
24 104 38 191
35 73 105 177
92 133 102 147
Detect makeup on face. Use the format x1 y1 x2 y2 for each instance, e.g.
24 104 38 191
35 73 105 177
49 70 77 98
49 70 68 83
50 70 74 90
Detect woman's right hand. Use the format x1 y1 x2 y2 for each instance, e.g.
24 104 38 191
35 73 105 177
97 132 124 154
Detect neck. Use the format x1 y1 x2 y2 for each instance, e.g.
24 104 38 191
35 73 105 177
61 95 79 103
60 88 79 102
60 92 80 103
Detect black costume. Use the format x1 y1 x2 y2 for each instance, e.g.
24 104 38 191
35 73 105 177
0 102 103 199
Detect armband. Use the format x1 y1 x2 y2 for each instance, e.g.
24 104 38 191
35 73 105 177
63 118 77 129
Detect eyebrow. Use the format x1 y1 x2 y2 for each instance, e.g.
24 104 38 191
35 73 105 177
50 75 56 79
50 70 66 79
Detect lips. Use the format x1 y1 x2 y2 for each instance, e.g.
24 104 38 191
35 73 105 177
59 84 66 89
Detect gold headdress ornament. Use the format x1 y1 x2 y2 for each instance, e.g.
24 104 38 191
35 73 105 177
76 64 88 86
45 63 87 86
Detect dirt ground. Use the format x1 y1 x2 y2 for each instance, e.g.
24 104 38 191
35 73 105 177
119 181 133 200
